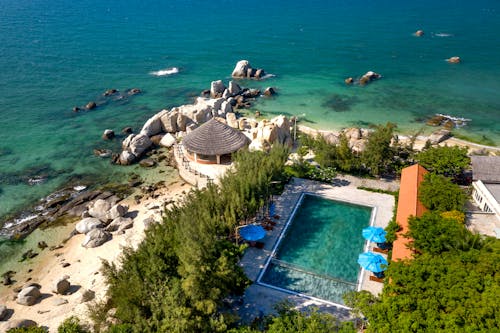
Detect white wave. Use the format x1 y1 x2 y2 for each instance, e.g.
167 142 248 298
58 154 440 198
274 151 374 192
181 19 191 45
260 73 276 80
4 214 39 229
434 32 453 37
149 67 179 76
73 185 87 191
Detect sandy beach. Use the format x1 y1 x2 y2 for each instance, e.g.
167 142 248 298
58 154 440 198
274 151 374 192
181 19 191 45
0 179 192 332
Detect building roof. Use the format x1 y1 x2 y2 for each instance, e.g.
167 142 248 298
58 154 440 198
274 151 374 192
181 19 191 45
392 164 428 261
182 118 250 156
471 156 500 183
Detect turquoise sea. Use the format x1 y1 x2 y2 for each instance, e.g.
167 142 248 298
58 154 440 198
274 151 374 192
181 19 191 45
1 0 499 225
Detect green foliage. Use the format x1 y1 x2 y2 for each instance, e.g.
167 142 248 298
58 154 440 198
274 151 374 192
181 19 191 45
347 242 500 332
57 317 90 333
347 176 500 332
100 146 289 332
265 307 355 333
418 173 467 212
7 328 47 333
415 145 470 178
361 123 397 176
408 212 479 255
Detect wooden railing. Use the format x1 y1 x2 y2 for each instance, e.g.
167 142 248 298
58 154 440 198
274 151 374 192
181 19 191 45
174 144 213 188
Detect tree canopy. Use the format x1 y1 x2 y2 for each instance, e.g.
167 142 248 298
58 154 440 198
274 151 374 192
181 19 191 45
415 145 470 179
418 173 467 212
99 146 289 332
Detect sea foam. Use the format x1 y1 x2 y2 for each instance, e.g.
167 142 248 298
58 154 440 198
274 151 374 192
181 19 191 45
150 67 180 76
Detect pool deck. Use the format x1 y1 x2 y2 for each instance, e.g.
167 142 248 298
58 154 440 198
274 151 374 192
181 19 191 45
237 176 397 323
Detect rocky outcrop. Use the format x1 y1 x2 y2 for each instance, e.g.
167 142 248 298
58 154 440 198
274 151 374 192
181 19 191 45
159 133 176 148
210 80 226 98
428 129 451 144
16 286 41 306
249 115 292 151
86 101 97 110
118 134 153 165
102 129 115 140
414 30 424 37
105 217 133 232
88 199 112 223
107 203 128 220
359 71 382 85
76 217 103 234
231 60 267 79
82 228 111 248
446 56 460 63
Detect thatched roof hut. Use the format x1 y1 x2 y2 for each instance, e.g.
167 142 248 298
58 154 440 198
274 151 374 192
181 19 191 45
182 118 249 164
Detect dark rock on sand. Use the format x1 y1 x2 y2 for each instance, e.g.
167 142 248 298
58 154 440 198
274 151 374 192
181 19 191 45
16 286 41 306
37 241 48 250
2 319 38 330
139 158 156 168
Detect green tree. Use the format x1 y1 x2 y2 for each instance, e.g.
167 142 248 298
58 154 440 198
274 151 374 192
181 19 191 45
418 173 467 212
346 241 500 332
361 123 397 176
408 212 470 255
415 145 470 179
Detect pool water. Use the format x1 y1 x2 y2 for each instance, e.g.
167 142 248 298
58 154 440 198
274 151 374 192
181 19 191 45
260 194 372 304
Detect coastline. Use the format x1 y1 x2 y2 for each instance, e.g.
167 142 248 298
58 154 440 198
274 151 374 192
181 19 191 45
0 175 192 331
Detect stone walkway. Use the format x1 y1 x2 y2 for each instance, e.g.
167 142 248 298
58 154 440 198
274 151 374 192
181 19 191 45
236 177 397 323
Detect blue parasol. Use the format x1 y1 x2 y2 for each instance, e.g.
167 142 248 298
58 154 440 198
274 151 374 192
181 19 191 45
357 252 388 273
362 226 387 243
239 224 266 241
269 202 276 217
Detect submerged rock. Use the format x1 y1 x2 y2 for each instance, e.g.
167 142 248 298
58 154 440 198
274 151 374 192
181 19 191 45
414 30 424 37
85 101 97 110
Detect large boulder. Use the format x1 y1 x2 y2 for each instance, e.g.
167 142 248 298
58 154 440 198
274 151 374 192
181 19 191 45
52 276 70 295
428 129 451 144
226 112 239 129
210 80 226 98
0 304 8 320
76 217 103 234
160 109 178 133
102 129 115 140
128 134 153 157
122 134 135 150
218 101 233 117
82 228 111 248
140 113 163 137
16 286 41 306
232 60 250 78
105 217 134 232
88 199 112 222
118 150 136 165
2 319 38 330
228 81 241 95
177 112 188 131
107 203 128 221
159 133 176 148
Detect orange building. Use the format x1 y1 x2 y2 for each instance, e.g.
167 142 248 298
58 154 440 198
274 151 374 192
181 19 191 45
392 164 428 261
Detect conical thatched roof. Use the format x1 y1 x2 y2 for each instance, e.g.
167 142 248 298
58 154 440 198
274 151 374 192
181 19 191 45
183 118 249 156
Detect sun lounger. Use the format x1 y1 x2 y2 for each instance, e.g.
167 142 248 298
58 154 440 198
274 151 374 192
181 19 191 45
373 247 389 254
370 275 384 283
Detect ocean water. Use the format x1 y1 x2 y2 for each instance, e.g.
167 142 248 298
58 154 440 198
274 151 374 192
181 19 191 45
1 0 499 223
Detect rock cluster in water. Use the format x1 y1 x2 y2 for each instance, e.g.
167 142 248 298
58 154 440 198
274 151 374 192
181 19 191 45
344 71 382 86
113 61 285 165
231 60 268 79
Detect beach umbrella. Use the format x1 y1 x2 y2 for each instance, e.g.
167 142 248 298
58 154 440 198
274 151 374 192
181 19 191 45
362 226 387 243
357 252 388 273
239 224 266 242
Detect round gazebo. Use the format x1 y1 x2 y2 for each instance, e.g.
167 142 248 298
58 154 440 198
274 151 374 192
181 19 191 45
182 118 250 164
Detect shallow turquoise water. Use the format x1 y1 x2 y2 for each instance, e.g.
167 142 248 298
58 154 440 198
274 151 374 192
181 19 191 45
261 194 372 303
1 0 499 220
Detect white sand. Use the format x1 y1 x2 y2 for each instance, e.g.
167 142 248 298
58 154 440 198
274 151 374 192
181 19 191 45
0 181 192 332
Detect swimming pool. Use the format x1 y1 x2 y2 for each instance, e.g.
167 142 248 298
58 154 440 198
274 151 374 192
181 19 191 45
258 193 373 305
